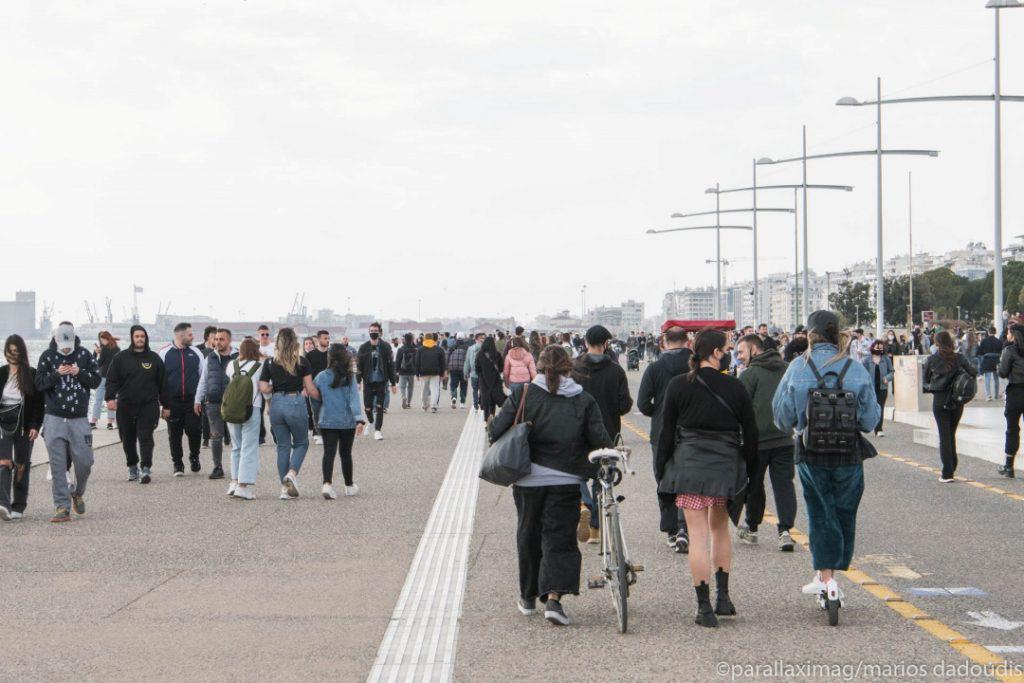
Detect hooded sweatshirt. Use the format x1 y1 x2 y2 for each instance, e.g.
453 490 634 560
106 326 166 406
738 348 791 450
575 352 633 443
35 335 102 418
415 339 446 376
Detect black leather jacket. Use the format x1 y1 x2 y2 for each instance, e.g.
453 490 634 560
922 353 977 393
998 344 1024 386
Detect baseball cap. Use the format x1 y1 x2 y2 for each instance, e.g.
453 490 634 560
56 322 75 353
806 311 839 336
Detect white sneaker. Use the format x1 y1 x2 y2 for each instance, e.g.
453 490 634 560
365 425 374 437
313 435 323 445
801 571 825 595
234 485 255 500
0 506 10 521
279 486 291 500
46 468 53 481
344 483 360 497
374 430 384 441
283 472 299 498
459 402 466 409
8 511 23 520
226 481 238 497
322 483 338 500
877 430 885 437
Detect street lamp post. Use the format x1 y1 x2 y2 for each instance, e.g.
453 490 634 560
646 224 754 318
709 179 854 324
837 1 1023 327
759 115 937 335
671 200 794 325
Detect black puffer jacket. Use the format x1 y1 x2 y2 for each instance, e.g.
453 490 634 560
488 380 611 480
356 341 397 386
574 353 632 443
998 344 1024 387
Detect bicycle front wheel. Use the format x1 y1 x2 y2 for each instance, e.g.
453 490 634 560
607 508 629 634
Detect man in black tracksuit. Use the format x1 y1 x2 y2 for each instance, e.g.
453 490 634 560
575 325 634 541
415 334 448 412
157 323 205 475
105 325 165 484
637 322 692 552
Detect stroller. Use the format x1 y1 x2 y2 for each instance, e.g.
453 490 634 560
627 348 640 370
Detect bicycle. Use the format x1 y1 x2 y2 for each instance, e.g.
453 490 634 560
586 444 643 633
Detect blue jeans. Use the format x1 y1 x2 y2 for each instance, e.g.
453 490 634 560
269 394 309 481
228 406 261 484
797 462 864 571
985 371 1001 398
90 378 107 423
470 376 480 409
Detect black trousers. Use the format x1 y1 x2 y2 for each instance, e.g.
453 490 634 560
201 406 210 441
652 442 688 537
117 401 159 469
0 431 33 513
1005 385 1024 456
259 399 267 443
745 444 797 533
932 393 963 479
874 388 887 433
363 382 386 431
512 484 582 600
480 383 501 420
166 395 202 466
321 428 355 485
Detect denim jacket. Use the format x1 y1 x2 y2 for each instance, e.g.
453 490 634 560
772 343 881 439
861 354 894 389
314 370 365 430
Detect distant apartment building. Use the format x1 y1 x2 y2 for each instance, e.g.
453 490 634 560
0 291 37 337
662 287 716 321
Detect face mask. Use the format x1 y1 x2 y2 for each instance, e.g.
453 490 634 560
369 332 380 340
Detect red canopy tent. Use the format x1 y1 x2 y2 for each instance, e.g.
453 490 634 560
660 319 736 333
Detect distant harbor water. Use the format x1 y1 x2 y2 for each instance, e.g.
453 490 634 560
25 338 171 364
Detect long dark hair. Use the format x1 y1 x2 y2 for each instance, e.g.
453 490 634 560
328 343 353 388
3 334 34 396
537 344 575 393
687 328 726 382
934 330 957 365
480 336 499 363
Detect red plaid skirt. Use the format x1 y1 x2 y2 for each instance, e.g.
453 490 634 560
675 493 727 510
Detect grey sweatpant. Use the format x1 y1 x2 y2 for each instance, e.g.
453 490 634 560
42 415 93 511
207 402 225 469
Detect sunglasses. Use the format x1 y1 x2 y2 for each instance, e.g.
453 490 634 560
260 332 269 338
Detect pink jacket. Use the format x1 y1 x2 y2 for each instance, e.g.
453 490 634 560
504 347 537 384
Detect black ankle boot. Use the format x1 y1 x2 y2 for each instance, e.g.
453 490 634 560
998 456 1016 478
694 581 718 627
714 568 736 616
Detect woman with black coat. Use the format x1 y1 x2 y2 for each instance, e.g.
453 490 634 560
655 328 758 628
997 324 1024 478
488 344 611 627
923 330 978 482
0 335 45 520
474 336 505 422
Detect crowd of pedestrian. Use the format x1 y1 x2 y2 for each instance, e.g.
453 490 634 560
2 309 1021 632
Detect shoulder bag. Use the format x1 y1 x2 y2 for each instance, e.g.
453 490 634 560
479 383 532 487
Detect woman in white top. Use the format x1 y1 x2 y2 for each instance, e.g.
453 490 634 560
224 338 267 500
0 335 44 520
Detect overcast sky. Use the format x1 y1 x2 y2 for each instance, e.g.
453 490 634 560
2 1 1022 325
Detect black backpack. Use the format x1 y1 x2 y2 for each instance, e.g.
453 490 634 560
947 368 978 408
803 358 858 455
400 347 416 373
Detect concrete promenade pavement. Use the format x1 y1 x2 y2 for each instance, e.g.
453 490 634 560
6 366 1024 681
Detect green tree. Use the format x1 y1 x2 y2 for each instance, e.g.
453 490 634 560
829 281 874 328
916 268 967 320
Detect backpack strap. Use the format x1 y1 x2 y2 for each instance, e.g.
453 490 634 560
243 361 260 377
233 359 241 376
513 382 530 425
806 357 826 388
696 375 741 425
835 359 853 389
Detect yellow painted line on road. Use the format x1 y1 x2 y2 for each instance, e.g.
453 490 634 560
620 419 1022 681
878 450 1024 507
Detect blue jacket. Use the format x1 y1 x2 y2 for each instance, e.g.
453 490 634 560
157 344 205 402
772 343 880 437
314 369 366 430
861 355 893 390
35 337 102 418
